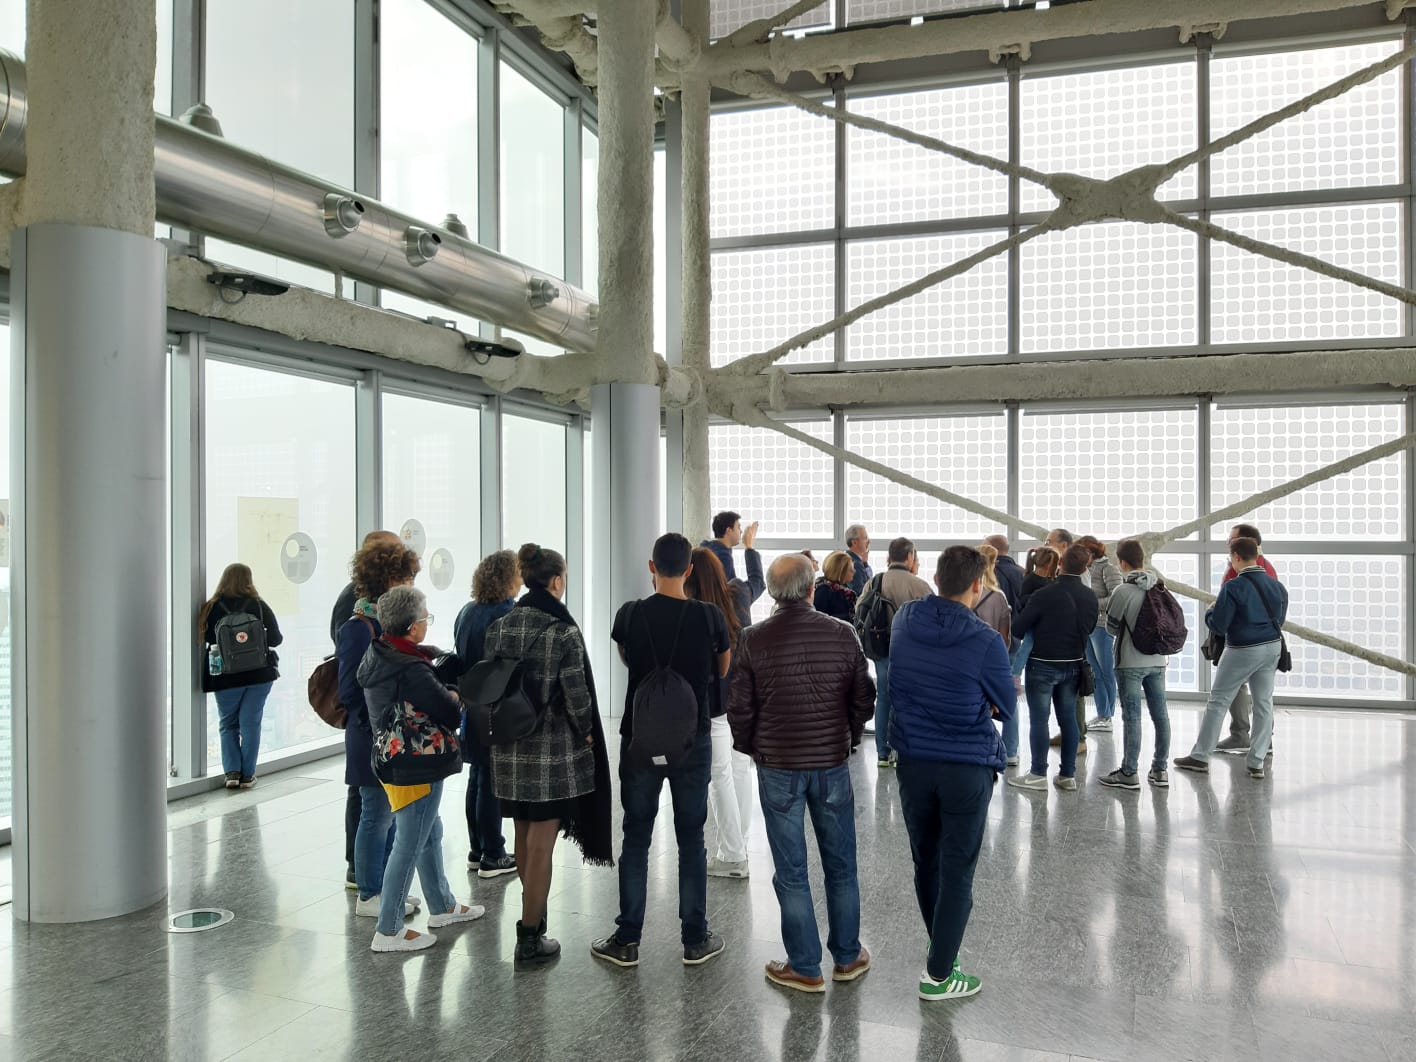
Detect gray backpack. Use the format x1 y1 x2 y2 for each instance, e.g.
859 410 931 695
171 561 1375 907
215 599 269 675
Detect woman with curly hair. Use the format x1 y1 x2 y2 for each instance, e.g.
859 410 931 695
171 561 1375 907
453 550 521 879
340 539 422 919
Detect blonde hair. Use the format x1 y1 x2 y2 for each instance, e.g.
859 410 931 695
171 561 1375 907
822 550 854 584
976 544 1001 592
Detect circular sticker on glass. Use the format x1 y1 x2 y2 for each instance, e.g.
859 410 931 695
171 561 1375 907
428 547 455 591
400 519 427 557
280 532 318 584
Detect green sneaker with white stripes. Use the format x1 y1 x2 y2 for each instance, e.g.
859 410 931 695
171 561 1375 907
918 960 982 1001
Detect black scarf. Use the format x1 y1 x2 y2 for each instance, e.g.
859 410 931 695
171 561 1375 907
517 587 615 868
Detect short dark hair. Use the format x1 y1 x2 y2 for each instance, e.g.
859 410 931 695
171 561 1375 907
1230 536 1260 562
712 511 741 539
887 536 915 564
936 545 986 597
1231 523 1262 546
1050 528 1075 548
1061 544 1091 575
517 543 566 591
1115 538 1145 569
652 532 693 577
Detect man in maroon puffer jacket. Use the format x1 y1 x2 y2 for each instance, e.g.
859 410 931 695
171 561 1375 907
728 554 876 995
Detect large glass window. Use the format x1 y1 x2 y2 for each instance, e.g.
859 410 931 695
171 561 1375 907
204 0 354 292
381 392 482 640
502 412 568 554
203 359 356 768
500 63 565 277
0 323 10 823
379 0 479 329
709 420 834 539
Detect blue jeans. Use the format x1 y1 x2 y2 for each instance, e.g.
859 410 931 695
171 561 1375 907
464 754 506 860
1002 631 1034 758
1026 660 1080 778
214 682 272 778
615 734 712 946
756 764 861 979
1085 628 1118 718
875 658 893 760
1190 640 1281 769
1010 630 1034 677
376 781 457 936
897 760 993 981
1117 666 1170 775
355 785 397 901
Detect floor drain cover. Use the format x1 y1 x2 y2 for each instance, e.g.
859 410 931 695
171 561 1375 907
166 908 234 933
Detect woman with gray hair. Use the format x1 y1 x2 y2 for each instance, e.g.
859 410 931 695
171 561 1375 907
357 585 485 953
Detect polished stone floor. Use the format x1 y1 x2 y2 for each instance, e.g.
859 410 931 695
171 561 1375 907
2 705 1415 1061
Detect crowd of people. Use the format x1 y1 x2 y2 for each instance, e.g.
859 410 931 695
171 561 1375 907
196 511 1289 1000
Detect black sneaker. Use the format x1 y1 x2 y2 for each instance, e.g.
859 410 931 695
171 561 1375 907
591 935 640 968
345 865 358 892
478 853 518 879
466 850 481 871
683 932 725 966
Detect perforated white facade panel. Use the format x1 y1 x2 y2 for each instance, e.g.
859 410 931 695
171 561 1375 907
1020 223 1196 352
846 233 1008 361
711 245 835 367
710 0 829 40
709 420 835 539
1210 203 1403 344
710 106 835 239
845 414 1009 541
847 0 1004 22
847 82 1009 226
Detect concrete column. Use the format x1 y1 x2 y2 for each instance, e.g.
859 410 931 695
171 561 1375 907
594 0 662 715
11 0 167 921
679 0 712 540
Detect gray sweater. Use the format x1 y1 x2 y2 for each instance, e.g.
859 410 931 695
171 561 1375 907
1089 555 1124 629
1105 569 1169 669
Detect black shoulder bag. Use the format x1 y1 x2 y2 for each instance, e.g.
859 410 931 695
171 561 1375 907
1244 574 1293 673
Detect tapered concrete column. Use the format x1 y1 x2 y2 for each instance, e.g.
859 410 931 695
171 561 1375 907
595 0 662 715
679 0 712 540
11 0 166 922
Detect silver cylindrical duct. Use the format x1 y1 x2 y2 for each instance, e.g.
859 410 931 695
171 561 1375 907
0 50 599 353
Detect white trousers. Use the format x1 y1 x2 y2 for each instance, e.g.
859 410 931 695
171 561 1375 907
708 716 753 863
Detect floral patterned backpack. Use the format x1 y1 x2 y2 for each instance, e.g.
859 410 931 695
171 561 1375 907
372 669 462 786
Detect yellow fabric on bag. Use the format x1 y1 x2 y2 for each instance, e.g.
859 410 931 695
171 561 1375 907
383 783 430 812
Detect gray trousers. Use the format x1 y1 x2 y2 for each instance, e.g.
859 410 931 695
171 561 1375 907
1228 683 1252 740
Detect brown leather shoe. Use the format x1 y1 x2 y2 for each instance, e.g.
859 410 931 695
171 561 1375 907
832 945 871 982
765 960 825 993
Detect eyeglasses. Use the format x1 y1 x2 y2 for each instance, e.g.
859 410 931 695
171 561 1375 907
419 614 435 626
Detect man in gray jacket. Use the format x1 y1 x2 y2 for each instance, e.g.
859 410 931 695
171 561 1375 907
1099 539 1171 790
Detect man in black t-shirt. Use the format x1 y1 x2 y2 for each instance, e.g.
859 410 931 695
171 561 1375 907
592 533 731 970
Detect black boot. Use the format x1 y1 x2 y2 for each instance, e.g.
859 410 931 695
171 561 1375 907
516 919 561 963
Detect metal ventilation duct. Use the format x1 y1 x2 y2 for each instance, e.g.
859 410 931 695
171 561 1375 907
0 50 599 353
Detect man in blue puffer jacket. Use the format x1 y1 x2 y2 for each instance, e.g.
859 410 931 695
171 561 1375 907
888 546 1014 1003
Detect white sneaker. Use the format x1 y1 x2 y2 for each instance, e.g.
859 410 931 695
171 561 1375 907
427 903 486 928
1087 717 1112 732
355 894 419 918
1007 773 1047 791
371 929 437 953
1054 775 1078 792
707 858 750 879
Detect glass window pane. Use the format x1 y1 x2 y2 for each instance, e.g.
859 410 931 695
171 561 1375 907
381 393 482 644
846 232 1008 361
1210 403 1405 540
502 413 567 553
500 63 565 277
1150 554 1200 693
849 0 1004 21
1021 222 1197 352
1020 407 1198 540
711 105 835 239
1211 41 1402 197
205 0 354 293
711 244 835 368
847 82 1008 226
583 129 599 297
1209 203 1404 345
845 414 1009 540
0 323 10 823
709 420 834 539
379 0 478 330
203 360 356 768
1022 62 1198 213
710 1 828 41
1211 554 1405 700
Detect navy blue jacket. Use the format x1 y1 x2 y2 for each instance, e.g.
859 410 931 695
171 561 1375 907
700 539 737 582
339 612 382 788
849 552 874 596
1207 567 1288 648
888 597 1014 772
994 555 1025 620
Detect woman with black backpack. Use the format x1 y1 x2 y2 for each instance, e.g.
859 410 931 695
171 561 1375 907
199 563 283 790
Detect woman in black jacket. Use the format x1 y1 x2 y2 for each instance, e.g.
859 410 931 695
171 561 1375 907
199 563 283 790
357 585 485 953
813 551 858 622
